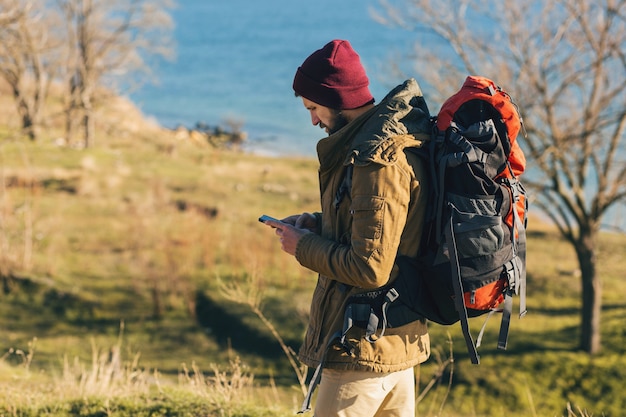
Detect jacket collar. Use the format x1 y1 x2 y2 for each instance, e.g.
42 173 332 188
316 79 431 171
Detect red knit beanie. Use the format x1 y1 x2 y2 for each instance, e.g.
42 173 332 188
293 40 374 110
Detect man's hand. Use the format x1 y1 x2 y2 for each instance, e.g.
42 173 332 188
294 212 318 233
263 217 313 256
279 212 318 231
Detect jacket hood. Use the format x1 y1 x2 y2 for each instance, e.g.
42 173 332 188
347 78 432 166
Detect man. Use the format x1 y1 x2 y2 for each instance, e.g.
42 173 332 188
263 39 432 416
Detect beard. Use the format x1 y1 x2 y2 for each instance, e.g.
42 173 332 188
326 111 349 135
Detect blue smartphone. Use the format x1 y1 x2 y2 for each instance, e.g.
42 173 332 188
258 214 281 224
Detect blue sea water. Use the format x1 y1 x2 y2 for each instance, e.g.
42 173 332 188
127 0 626 231
128 0 417 157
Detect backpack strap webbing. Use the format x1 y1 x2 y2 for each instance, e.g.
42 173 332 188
497 174 528 350
497 260 516 350
339 287 400 347
444 204 481 365
333 164 353 210
510 177 528 318
298 327 343 413
298 288 400 413
298 358 323 414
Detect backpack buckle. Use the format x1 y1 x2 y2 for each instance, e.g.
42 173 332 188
385 288 399 303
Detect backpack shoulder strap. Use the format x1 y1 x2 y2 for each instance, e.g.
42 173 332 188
333 164 353 210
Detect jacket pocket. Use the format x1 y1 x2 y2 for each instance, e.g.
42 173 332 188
350 195 385 240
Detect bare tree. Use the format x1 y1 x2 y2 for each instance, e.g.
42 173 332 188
57 0 174 147
0 0 61 140
374 0 626 355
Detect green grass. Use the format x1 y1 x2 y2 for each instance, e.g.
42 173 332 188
0 96 625 416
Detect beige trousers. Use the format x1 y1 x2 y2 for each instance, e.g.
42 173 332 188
313 367 415 417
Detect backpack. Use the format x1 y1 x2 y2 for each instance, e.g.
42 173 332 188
339 76 529 365
403 75 528 363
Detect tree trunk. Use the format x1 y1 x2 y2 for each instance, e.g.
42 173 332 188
64 106 75 144
82 108 94 148
65 78 80 144
13 90 37 141
576 231 602 354
80 84 94 148
21 111 36 141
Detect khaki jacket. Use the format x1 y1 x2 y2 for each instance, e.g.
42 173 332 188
295 79 432 372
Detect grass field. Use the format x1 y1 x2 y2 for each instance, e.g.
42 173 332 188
0 94 624 416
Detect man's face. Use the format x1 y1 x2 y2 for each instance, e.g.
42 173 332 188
301 97 348 135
